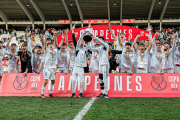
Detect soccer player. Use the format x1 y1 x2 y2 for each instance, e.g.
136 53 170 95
174 43 180 73
88 33 109 98
89 41 100 73
163 34 176 73
15 42 32 75
0 40 9 85
133 34 152 73
150 42 165 75
6 35 19 73
71 30 88 98
109 25 127 73
41 37 57 98
56 35 70 73
32 44 44 73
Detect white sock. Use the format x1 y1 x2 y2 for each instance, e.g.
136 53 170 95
49 84 54 94
41 85 46 95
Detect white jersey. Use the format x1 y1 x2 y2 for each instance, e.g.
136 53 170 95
89 36 109 66
121 48 134 70
44 48 57 69
150 45 165 71
66 46 76 68
32 50 44 73
90 52 99 71
8 48 19 68
0 48 9 67
57 48 70 69
174 48 180 65
136 49 149 69
74 32 88 67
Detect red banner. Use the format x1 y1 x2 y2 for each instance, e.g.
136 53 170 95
57 25 155 44
59 20 70 24
122 19 135 23
0 73 180 97
83 19 109 24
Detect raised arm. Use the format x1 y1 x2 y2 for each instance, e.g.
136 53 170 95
145 33 152 52
117 32 123 47
53 29 58 48
32 45 38 53
7 34 14 50
65 28 69 48
44 31 49 50
133 34 140 52
72 24 77 47
76 30 85 50
109 25 116 40
171 33 176 51
58 34 64 48
25 26 30 41
41 34 44 47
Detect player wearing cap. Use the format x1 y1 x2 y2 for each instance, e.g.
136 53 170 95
6 34 19 73
15 42 32 75
174 43 180 73
109 25 127 73
32 43 44 73
0 40 9 85
71 30 88 98
41 37 57 98
56 35 70 73
133 34 152 73
163 34 176 73
88 32 109 98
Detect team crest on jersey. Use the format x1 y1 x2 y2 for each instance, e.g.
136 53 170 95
151 76 167 91
13 76 28 90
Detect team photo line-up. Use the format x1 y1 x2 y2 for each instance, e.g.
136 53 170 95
0 24 179 98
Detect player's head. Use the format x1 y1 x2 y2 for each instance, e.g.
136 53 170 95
136 41 139 46
47 42 53 50
22 42 28 51
120 33 125 40
68 40 74 48
95 43 99 48
140 43 145 52
164 42 171 50
30 33 35 41
80 39 85 48
155 38 160 44
145 39 149 47
0 40 3 49
108 43 112 51
156 42 162 50
61 43 67 51
125 42 131 51
99 36 105 43
37 45 42 54
47 38 52 44
11 43 17 52
177 43 180 50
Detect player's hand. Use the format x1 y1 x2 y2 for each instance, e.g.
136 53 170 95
72 24 76 30
26 26 30 31
64 70 68 74
145 33 149 37
11 34 14 38
129 72 133 76
61 34 65 39
23 71 27 76
88 23 91 28
41 34 44 38
89 32 93 37
109 25 112 30
52 28 55 33
148 25 152 31
137 34 141 38
160 72 164 75
155 30 160 36
13 69 16 73
36 71 40 74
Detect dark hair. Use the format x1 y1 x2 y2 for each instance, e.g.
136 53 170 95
136 41 139 45
95 44 99 46
30 33 35 37
47 42 53 46
108 42 112 46
164 42 171 46
37 46 42 49
140 43 145 47
47 38 52 42
156 42 162 45
22 42 28 46
99 36 105 41
120 32 125 35
146 39 149 41
155 38 160 42
125 42 131 47
62 43 66 46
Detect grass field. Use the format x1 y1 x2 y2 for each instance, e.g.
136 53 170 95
1 97 180 120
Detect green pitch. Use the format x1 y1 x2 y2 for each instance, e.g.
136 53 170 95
0 97 180 120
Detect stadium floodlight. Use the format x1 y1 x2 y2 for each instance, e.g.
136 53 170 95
27 4 29 6
114 1 116 6
70 2 73 6
159 0 161 4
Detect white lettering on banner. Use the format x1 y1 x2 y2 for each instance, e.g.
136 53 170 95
58 76 64 90
123 29 127 35
100 30 104 36
106 30 109 39
84 76 91 91
31 83 38 87
68 76 73 90
30 76 40 81
95 76 99 91
136 76 142 91
129 29 132 38
168 76 179 91
127 76 132 91
114 76 122 91
94 30 98 37
30 76 40 90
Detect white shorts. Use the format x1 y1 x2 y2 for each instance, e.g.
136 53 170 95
151 68 161 73
90 68 99 73
56 67 66 73
174 66 180 73
8 66 19 73
72 66 85 81
137 68 147 73
164 68 174 73
43 68 55 80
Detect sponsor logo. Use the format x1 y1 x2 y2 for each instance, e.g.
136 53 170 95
151 76 167 91
168 76 179 91
13 76 28 90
